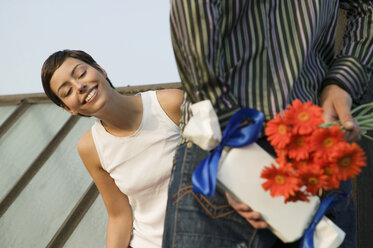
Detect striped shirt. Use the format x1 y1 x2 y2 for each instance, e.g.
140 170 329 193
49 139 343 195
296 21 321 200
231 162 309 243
170 0 373 133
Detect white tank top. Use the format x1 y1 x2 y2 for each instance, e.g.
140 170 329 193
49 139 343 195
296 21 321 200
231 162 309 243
91 91 180 248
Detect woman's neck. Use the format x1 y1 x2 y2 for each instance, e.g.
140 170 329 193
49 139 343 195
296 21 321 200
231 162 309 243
95 92 143 137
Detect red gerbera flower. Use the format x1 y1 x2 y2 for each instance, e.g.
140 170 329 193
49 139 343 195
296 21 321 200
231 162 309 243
329 142 366 181
284 190 310 203
287 134 311 161
275 148 288 162
275 156 286 168
298 167 328 195
292 152 317 170
265 113 292 149
261 164 300 199
285 99 323 135
311 125 345 160
318 161 340 190
261 99 370 203
296 158 312 167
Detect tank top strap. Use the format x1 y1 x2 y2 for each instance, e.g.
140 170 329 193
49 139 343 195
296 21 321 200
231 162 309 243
141 90 179 131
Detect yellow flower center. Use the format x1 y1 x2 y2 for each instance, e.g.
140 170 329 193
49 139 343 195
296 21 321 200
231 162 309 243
278 124 287 135
295 137 305 147
299 159 309 166
308 177 319 185
298 112 310 122
323 137 333 147
275 175 286 184
338 156 352 168
324 167 333 176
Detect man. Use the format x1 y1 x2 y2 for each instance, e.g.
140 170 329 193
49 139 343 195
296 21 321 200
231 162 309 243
163 1 373 247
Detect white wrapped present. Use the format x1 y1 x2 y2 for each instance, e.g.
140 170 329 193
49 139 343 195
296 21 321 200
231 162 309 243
217 143 344 246
183 100 345 246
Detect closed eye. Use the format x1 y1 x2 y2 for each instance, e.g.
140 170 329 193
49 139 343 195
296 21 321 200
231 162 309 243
79 70 86 79
65 88 72 97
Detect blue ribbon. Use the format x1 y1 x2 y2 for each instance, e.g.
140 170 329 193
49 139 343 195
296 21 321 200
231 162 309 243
300 193 344 248
192 108 264 196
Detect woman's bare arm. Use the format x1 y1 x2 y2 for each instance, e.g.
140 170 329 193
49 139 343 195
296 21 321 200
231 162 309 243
77 130 133 248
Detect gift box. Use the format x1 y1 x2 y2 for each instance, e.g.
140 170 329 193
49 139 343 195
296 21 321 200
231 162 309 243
217 143 320 243
185 100 346 246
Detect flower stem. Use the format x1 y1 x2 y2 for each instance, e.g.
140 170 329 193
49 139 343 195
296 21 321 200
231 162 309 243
362 133 373 141
351 102 373 115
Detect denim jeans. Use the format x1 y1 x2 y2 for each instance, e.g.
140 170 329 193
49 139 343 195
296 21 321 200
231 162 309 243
162 141 356 248
162 141 277 248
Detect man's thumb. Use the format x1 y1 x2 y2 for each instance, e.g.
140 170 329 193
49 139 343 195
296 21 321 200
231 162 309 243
339 114 354 131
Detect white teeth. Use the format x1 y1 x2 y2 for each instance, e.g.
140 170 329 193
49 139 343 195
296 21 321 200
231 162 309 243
85 88 97 102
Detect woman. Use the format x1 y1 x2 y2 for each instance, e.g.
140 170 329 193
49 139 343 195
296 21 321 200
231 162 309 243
41 50 183 248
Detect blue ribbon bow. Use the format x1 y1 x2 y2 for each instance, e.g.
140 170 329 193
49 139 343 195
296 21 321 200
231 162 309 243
192 108 264 196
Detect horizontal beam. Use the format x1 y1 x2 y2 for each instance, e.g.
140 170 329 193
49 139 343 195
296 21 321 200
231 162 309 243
0 82 182 106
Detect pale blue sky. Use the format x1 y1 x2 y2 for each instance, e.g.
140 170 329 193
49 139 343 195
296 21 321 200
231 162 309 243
0 0 180 95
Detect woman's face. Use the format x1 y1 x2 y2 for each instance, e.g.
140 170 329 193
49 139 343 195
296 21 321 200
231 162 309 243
50 57 109 116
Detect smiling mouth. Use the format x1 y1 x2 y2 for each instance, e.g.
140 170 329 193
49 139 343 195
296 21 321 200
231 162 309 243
84 87 98 104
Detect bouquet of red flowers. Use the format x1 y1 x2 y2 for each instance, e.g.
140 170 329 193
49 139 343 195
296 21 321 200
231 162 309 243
260 99 371 203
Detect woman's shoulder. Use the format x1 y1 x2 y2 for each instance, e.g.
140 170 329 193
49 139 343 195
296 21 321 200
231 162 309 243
77 129 100 166
156 88 183 101
77 129 104 172
155 89 183 126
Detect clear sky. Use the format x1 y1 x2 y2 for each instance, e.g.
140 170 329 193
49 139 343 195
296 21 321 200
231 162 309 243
0 0 180 96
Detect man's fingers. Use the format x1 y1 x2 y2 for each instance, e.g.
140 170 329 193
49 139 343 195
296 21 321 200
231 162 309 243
245 212 269 229
320 84 353 127
322 103 336 124
332 99 361 141
320 85 361 142
326 90 353 130
226 192 268 229
344 119 361 142
335 106 354 131
248 220 269 229
320 85 338 123
238 209 269 229
226 193 251 211
240 210 261 220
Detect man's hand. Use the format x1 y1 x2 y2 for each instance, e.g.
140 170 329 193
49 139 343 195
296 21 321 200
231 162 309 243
225 193 269 229
320 84 360 142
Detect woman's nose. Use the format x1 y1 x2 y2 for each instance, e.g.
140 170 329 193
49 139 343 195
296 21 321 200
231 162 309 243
73 81 87 93
78 84 87 93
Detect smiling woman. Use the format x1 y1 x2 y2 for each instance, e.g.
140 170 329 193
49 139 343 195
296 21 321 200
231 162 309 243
41 49 183 248
41 50 115 110
48 57 111 116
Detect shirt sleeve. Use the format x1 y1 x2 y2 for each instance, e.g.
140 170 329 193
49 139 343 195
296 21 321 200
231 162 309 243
170 0 240 126
322 0 373 102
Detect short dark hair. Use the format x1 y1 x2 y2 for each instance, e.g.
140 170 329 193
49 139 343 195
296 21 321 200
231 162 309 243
41 49 114 107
